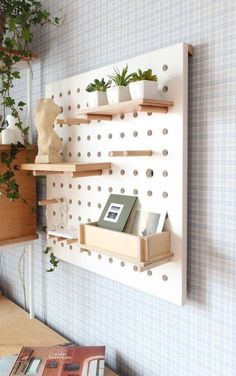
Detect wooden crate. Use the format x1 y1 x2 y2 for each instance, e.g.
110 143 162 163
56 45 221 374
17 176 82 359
0 145 37 246
78 223 171 265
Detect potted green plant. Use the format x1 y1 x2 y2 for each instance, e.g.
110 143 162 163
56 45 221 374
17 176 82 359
107 65 133 104
86 78 110 107
129 68 160 100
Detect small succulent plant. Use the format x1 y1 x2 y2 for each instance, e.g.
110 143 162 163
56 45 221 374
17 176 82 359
86 78 110 92
108 64 133 86
130 69 157 82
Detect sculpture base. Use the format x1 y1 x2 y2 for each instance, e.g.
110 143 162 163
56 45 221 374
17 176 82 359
35 154 63 164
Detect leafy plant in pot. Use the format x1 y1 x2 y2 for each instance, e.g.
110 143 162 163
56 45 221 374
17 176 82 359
107 64 133 104
86 78 110 107
129 69 161 100
0 0 61 205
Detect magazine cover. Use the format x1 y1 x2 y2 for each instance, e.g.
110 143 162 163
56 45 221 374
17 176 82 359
9 345 105 376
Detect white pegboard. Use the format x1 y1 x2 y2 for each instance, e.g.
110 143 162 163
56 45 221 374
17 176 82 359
45 42 189 305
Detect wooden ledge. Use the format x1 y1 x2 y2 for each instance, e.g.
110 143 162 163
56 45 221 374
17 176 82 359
0 234 38 248
0 47 38 61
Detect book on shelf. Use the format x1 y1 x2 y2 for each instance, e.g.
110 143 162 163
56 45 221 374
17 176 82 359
8 344 105 376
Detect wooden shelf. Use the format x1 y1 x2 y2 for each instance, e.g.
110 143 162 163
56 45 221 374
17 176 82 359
0 234 38 248
0 47 38 61
79 223 173 272
21 162 111 178
75 98 174 119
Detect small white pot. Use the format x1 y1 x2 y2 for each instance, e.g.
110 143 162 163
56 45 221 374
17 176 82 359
129 80 162 100
87 91 108 107
107 86 131 104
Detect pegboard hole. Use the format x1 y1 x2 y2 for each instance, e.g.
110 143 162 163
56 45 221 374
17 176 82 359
53 211 56 216
163 192 168 198
133 112 138 118
68 90 71 95
78 216 81 221
162 64 168 71
108 169 113 175
98 254 102 260
59 92 63 97
69 245 73 250
120 114 125 120
162 85 168 93
77 88 80 93
120 261 125 267
68 105 71 111
162 274 168 281
69 184 72 189
133 265 138 272
68 137 72 142
77 184 81 190
87 202 91 207
98 203 102 208
97 134 101 140
87 152 91 157
77 136 81 141
120 188 125 194
69 214 72 220
133 189 138 195
147 130 152 136
60 106 63 113
61 242 64 247
53 182 56 187
163 170 168 177
133 131 138 137
78 200 81 206
147 270 152 276
120 169 125 176
97 186 101 192
108 133 112 139
51 94 54 99
162 128 168 135
69 199 72 204
77 104 80 109
120 132 125 138
147 112 152 116
68 152 72 158
162 149 168 156
77 152 81 157
87 185 91 191
97 152 101 157
87 218 91 223
108 187 113 192
87 251 91 256
147 190 152 197
146 169 154 178
109 257 113 263
133 170 138 176
60 183 64 188
53 240 56 245
87 135 91 141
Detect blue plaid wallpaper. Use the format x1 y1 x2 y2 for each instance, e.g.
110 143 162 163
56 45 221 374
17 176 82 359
0 1 235 375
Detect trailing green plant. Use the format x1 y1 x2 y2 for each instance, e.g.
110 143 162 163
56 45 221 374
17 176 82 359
86 78 110 92
43 246 60 272
0 1 62 205
129 68 157 82
108 64 133 86
0 142 34 210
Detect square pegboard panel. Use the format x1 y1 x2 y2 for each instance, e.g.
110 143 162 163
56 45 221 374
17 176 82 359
44 43 189 305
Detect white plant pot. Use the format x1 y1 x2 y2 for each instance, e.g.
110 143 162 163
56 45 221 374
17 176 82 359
129 80 162 100
106 86 131 104
87 91 108 107
6 114 24 144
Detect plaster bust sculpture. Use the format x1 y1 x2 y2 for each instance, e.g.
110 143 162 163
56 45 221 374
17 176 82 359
35 98 63 163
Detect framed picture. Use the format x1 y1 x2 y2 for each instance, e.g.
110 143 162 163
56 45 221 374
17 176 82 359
97 194 137 231
129 209 167 236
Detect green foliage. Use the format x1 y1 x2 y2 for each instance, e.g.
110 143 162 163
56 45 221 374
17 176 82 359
130 68 157 82
86 78 110 92
0 1 62 206
108 64 133 86
43 246 60 272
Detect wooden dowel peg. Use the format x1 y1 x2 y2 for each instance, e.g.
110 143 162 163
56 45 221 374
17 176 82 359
109 150 152 157
38 198 63 206
139 105 168 114
33 171 63 176
70 170 103 178
66 238 78 245
85 114 112 121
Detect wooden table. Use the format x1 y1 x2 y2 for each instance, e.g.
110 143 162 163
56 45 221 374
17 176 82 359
0 295 117 376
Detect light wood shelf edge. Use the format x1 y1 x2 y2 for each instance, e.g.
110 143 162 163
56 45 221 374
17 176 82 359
21 162 111 173
0 234 38 248
0 47 38 61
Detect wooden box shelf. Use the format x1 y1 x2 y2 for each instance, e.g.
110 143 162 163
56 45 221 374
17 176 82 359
78 223 173 272
0 146 38 247
21 162 111 178
75 98 174 120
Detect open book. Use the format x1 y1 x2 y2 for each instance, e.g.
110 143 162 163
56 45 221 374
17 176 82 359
8 345 105 376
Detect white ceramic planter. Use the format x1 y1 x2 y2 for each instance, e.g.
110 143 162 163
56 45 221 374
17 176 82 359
106 86 131 104
6 114 24 143
129 80 162 100
87 91 108 107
